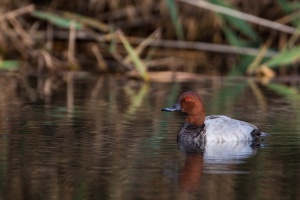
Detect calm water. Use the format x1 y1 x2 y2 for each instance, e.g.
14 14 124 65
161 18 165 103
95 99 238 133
0 75 299 200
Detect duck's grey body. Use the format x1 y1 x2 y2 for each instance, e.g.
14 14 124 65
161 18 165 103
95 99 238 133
178 115 263 144
204 115 262 142
177 116 264 155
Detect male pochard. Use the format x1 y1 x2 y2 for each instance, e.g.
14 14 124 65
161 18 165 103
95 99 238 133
162 91 268 145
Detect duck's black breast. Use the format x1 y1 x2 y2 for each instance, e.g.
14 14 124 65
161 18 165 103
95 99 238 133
177 122 206 154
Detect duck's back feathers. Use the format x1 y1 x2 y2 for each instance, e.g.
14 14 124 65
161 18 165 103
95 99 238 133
204 115 261 142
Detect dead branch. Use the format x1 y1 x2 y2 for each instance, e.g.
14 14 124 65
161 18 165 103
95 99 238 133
180 0 297 34
0 5 35 21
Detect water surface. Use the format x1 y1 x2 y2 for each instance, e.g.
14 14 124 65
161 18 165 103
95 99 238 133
0 76 299 200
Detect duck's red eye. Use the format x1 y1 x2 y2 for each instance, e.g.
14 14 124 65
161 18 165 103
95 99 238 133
185 97 190 101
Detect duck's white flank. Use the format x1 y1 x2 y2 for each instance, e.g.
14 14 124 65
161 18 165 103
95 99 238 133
204 115 258 142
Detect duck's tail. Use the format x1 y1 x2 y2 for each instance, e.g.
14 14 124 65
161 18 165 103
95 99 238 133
260 132 270 137
251 129 270 139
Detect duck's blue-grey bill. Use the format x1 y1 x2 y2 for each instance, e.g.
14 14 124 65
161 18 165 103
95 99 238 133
161 103 181 112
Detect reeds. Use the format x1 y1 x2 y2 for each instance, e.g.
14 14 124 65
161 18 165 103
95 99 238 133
0 0 300 81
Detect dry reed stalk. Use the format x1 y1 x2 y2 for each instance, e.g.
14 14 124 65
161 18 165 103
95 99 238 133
248 79 267 109
46 24 53 50
86 29 134 70
275 11 300 50
276 10 300 25
90 76 104 99
92 44 108 71
67 20 77 67
62 11 109 32
180 0 297 34
49 29 277 57
0 4 35 21
111 50 133 70
67 72 74 115
117 30 150 81
0 5 35 60
7 16 34 47
84 28 118 43
148 39 277 57
145 57 182 67
0 18 19 42
123 28 161 64
40 50 55 69
43 76 53 99
126 71 204 82
39 50 62 70
0 24 7 48
286 31 300 49
247 36 274 74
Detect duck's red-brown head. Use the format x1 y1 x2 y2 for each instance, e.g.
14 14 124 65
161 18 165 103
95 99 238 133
162 91 206 126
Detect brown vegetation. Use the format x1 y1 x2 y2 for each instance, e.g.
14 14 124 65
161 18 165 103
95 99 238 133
0 0 299 82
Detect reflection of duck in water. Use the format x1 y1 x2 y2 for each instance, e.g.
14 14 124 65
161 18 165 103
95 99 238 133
178 142 258 192
178 141 259 192
162 91 268 147
179 154 204 192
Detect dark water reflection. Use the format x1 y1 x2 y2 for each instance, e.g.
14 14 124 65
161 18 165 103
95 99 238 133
0 75 300 199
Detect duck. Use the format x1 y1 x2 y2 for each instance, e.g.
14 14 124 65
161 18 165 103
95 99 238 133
161 91 268 146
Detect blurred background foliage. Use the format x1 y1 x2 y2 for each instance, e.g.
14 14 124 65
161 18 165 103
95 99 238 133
0 2 300 198
0 0 300 81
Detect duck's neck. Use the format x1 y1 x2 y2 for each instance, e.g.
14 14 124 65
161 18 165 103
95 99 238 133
186 113 206 126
